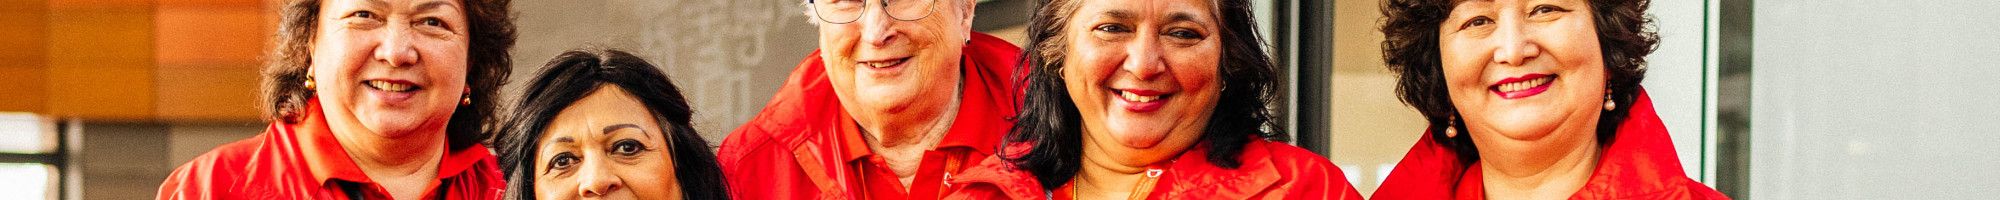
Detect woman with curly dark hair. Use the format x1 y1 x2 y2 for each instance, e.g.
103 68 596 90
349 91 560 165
944 0 1362 199
1369 0 1725 199
158 0 515 199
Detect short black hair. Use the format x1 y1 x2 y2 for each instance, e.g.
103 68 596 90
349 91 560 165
493 48 728 200
1380 0 1659 163
1003 0 1282 190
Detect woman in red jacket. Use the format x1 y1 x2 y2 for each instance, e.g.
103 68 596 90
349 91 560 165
157 0 514 199
946 0 1362 199
1369 0 1726 199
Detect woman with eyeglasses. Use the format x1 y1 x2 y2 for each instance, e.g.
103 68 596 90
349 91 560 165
715 0 1024 199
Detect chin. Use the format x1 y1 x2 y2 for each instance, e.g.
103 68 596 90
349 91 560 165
359 114 445 138
1482 117 1566 141
1106 123 1171 148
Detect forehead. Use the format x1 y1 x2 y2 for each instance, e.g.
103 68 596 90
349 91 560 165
1073 0 1218 21
541 86 661 138
320 0 465 10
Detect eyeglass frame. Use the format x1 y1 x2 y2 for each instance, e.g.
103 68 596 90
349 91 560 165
807 0 941 24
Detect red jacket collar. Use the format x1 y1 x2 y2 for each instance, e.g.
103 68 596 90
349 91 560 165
949 139 1304 199
285 99 496 185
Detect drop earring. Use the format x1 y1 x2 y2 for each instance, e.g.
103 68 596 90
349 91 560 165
1444 115 1459 137
1603 90 1617 111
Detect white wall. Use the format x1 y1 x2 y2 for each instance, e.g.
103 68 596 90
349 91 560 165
1750 1 2000 199
1646 0 1721 183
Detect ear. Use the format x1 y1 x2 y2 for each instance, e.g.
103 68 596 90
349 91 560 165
960 0 977 35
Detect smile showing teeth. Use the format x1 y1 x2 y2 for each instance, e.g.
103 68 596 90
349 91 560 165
365 80 418 92
1497 76 1553 93
860 58 906 68
1120 91 1160 103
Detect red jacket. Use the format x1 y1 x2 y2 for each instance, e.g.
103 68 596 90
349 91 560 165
716 32 1022 200
157 99 505 200
945 138 1365 200
1370 88 1729 200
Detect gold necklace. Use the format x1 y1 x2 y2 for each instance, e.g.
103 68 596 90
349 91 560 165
1074 169 1164 200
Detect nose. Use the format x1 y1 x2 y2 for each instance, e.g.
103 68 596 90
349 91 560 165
1491 18 1540 66
374 23 421 68
575 158 622 197
1121 35 1167 80
857 0 899 47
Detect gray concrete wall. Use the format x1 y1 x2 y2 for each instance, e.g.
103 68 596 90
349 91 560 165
1750 1 2000 199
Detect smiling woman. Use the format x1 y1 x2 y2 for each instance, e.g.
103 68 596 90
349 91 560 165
492 48 729 200
1369 0 1726 199
155 0 516 199
943 0 1362 199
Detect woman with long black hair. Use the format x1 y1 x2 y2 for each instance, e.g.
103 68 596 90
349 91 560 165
945 0 1362 199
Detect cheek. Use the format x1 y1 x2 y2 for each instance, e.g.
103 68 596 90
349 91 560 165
1437 40 1491 97
425 40 472 84
1060 60 1102 109
533 174 573 199
1174 44 1222 94
817 26 860 58
629 153 680 199
1062 43 1118 104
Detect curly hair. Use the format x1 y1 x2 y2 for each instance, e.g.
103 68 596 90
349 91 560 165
1380 0 1658 163
1003 0 1282 190
258 0 516 151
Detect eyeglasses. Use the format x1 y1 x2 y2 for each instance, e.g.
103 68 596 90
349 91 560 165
809 0 939 24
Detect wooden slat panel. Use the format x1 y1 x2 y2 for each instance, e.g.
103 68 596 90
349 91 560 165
0 0 49 113
48 8 154 64
45 6 155 120
0 67 47 113
153 3 268 121
155 5 267 69
154 64 260 121
48 0 152 9
46 63 155 120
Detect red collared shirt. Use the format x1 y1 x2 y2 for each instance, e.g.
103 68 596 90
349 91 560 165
716 32 1022 200
945 138 1365 200
1370 88 1729 200
157 100 505 200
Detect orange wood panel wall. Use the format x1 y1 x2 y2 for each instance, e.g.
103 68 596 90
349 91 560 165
0 0 269 122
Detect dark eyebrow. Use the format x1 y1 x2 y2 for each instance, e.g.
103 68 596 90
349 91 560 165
411 0 457 14
552 136 574 144
603 124 650 139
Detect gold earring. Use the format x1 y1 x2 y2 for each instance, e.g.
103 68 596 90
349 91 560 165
460 89 472 106
303 75 316 90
